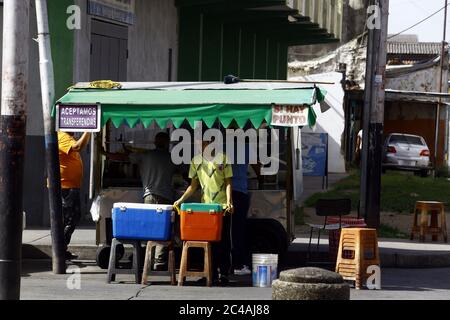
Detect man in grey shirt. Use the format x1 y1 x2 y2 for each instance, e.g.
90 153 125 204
106 132 176 270
129 132 175 205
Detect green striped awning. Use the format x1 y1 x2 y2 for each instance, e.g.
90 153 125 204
55 82 326 128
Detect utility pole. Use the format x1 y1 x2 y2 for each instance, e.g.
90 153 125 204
359 0 389 228
434 0 448 177
0 0 30 300
36 0 66 274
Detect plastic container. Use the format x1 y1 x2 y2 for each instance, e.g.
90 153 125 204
180 203 223 241
252 254 278 287
112 202 173 241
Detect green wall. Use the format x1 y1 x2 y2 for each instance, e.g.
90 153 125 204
47 0 74 100
177 8 288 81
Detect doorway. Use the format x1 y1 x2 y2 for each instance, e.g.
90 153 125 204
90 19 128 81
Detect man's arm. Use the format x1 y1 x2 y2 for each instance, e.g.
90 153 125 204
225 177 233 214
71 132 91 152
174 178 199 207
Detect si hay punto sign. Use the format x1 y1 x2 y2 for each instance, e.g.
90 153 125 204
56 104 101 132
271 104 309 127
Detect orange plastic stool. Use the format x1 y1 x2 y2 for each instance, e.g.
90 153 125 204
178 241 212 287
335 228 380 289
410 201 447 242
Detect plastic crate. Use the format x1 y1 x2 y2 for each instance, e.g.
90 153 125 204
112 202 173 241
327 217 367 260
180 203 224 242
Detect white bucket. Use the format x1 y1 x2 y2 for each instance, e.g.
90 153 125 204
252 254 278 287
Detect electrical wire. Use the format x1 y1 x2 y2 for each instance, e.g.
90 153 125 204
388 2 450 40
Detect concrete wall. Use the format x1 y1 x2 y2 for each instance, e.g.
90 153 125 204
386 64 446 93
127 0 178 81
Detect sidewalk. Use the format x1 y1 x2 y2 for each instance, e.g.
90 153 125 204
19 259 450 300
23 227 450 268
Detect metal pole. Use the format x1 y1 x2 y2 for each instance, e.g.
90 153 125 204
359 0 389 228
0 0 30 300
434 0 448 177
35 0 66 274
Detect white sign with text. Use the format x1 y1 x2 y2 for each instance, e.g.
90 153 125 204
271 104 309 127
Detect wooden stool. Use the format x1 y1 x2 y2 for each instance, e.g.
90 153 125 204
178 241 212 287
335 228 380 290
141 241 176 285
411 201 447 242
107 238 142 284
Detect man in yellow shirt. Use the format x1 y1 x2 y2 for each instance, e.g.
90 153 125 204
58 131 91 260
174 137 233 285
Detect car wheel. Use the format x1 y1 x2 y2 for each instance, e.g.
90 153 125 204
247 219 288 256
96 244 124 269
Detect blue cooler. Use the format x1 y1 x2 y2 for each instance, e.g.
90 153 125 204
112 202 173 241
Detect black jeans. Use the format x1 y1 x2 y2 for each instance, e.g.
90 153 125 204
231 191 250 268
61 188 81 252
212 214 231 278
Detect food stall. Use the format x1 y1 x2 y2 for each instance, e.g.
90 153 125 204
55 81 327 268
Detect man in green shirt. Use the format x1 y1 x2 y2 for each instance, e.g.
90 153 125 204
174 137 234 285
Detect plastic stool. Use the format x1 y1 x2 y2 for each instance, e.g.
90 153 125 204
142 241 176 285
107 238 142 284
411 201 447 242
328 217 367 261
178 241 212 287
335 228 380 289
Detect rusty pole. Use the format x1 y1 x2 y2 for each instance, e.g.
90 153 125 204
0 0 30 300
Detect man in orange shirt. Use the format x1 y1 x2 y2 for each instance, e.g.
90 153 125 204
58 131 91 260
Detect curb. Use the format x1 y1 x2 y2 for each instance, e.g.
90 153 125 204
23 244 450 269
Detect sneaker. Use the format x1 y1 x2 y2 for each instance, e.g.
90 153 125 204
234 265 251 275
65 251 78 260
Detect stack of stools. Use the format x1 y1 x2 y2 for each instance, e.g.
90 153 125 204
410 201 447 242
142 241 176 285
335 228 380 289
177 203 224 287
107 238 142 284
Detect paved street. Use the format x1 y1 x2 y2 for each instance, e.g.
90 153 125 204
20 260 450 300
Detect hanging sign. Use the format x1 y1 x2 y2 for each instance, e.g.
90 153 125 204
271 104 309 127
56 104 101 132
88 0 135 25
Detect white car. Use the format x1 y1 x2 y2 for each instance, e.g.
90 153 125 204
382 133 431 177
